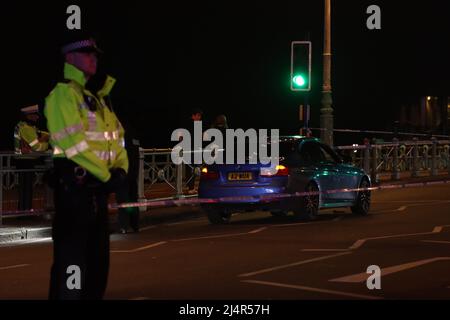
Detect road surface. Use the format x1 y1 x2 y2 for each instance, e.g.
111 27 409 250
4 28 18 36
0 184 450 300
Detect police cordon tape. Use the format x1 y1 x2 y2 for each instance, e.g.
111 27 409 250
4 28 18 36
309 127 450 139
110 178 450 210
1 178 449 217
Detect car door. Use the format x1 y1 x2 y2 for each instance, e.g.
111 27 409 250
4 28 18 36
319 143 359 201
292 141 336 203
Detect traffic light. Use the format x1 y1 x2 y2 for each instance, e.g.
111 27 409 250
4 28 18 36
290 41 312 91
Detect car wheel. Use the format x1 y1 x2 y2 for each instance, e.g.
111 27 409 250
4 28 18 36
205 207 232 224
351 178 371 215
270 210 289 218
294 182 320 221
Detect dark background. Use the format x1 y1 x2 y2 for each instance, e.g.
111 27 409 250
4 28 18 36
1 0 449 148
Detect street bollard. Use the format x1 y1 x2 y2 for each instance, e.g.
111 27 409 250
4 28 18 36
391 138 400 180
431 138 438 176
363 142 370 174
411 138 419 178
371 139 378 184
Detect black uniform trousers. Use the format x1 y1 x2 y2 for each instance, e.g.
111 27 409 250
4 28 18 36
49 159 110 300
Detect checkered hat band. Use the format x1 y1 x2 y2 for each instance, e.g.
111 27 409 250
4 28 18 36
61 39 97 54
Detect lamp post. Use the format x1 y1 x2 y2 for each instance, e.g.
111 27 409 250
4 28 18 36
320 0 334 146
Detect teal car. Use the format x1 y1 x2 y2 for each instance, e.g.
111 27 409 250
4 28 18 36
199 136 371 224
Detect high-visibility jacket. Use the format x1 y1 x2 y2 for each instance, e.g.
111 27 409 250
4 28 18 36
14 121 49 154
44 63 129 182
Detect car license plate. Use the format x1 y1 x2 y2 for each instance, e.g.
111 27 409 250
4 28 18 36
228 172 253 181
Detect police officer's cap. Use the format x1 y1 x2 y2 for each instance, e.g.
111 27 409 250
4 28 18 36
21 105 39 115
61 31 103 55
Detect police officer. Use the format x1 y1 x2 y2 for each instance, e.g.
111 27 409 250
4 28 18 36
44 32 128 300
14 105 49 211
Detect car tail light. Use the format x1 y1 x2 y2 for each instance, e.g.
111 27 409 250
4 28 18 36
200 167 219 180
261 165 289 177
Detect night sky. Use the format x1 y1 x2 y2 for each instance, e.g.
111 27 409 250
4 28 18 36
1 0 449 149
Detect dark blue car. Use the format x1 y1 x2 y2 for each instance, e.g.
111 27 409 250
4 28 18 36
198 136 371 224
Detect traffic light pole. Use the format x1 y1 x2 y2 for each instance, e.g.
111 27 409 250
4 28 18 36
320 0 334 146
299 95 311 137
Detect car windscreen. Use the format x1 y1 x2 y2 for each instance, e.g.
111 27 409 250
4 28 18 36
210 138 299 164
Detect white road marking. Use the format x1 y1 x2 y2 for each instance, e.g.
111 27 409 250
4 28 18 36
330 257 450 283
0 264 30 271
422 240 450 245
165 218 206 226
111 241 167 253
238 252 352 278
248 227 267 234
349 240 368 250
274 222 314 227
165 221 198 226
112 227 266 252
241 280 382 300
282 223 450 253
139 225 156 231
273 220 337 228
348 225 450 250
172 227 266 242
372 200 450 214
302 249 351 252
372 205 411 215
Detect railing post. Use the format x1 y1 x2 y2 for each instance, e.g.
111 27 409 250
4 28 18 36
44 154 54 218
446 145 450 175
411 138 419 178
422 144 429 170
431 137 438 176
391 138 400 180
137 148 147 211
371 138 378 184
363 141 370 174
176 163 184 199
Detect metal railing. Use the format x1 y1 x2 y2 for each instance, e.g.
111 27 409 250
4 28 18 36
1 138 449 223
0 149 197 223
137 148 197 204
335 138 450 183
0 152 53 225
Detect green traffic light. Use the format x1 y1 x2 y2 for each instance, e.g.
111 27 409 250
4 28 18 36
293 74 306 87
